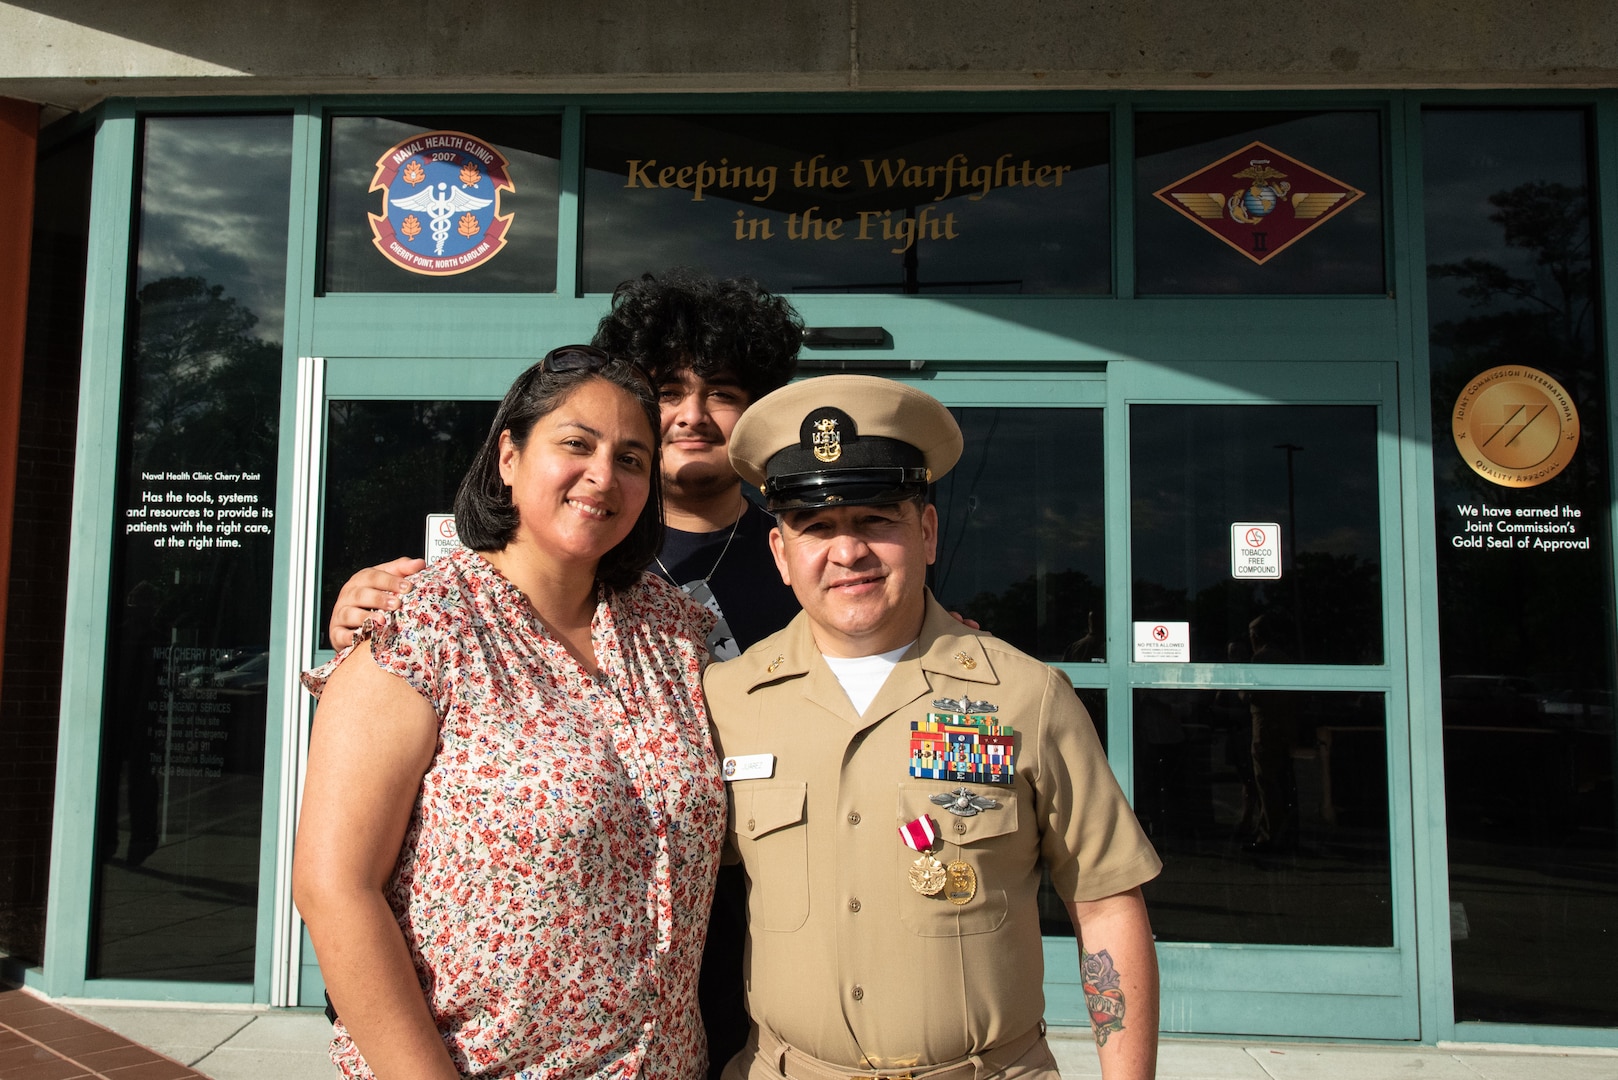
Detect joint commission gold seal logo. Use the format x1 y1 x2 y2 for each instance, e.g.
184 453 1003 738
1451 365 1579 488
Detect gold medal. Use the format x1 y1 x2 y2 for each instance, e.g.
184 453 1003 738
945 861 977 905
909 853 947 896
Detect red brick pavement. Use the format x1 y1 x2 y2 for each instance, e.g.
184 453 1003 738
0 987 206 1080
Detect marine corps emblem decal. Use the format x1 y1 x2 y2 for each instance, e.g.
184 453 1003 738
1155 141 1363 265
369 130 514 276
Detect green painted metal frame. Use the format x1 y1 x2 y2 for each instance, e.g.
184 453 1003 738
33 88 1617 1049
1108 358 1417 1039
256 102 323 1008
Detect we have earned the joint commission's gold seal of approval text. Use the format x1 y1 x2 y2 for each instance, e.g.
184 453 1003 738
1452 365 1580 489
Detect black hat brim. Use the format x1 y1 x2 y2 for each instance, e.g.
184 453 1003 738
763 467 930 511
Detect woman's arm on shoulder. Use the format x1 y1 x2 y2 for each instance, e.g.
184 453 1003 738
292 641 459 1080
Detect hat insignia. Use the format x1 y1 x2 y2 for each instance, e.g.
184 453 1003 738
812 416 842 463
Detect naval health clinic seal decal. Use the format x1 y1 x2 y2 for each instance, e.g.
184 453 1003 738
369 131 514 275
1452 364 1580 488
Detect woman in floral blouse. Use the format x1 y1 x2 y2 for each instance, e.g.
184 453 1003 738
294 346 725 1080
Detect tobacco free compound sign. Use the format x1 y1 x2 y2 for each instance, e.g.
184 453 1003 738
1231 522 1281 579
425 514 464 563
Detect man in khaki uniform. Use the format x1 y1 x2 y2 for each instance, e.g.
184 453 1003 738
708 376 1162 1080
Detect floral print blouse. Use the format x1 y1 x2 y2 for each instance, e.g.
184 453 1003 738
303 547 724 1080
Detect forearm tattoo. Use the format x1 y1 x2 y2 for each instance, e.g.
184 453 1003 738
1081 948 1127 1047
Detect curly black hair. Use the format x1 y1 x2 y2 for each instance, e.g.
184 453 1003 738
592 268 803 403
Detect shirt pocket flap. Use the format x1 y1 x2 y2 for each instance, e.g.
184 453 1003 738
899 783 1019 845
738 781 807 840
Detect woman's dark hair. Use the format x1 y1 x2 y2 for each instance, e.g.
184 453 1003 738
592 268 803 402
453 350 663 591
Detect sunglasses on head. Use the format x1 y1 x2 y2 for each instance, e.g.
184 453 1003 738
540 345 653 387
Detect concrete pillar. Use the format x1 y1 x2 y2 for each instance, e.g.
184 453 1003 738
0 97 39 701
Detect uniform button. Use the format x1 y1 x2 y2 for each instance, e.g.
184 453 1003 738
851 985 864 1001
954 820 968 835
848 898 861 913
847 811 861 826
747 819 756 833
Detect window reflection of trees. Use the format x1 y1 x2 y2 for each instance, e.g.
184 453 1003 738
1428 179 1612 707
96 274 282 982
115 275 281 653
1425 113 1617 1027
128 275 281 470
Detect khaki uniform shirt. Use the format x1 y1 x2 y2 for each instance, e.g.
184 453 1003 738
705 595 1161 1070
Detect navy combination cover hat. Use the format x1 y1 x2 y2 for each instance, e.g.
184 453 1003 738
729 375 964 511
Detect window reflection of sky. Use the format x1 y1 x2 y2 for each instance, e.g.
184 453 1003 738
137 116 295 340
1131 405 1380 591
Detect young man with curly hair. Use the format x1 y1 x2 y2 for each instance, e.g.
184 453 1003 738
591 269 804 659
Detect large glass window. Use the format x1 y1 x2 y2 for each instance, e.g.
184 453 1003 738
930 407 1105 662
323 115 561 293
1424 108 1616 1027
1130 404 1384 665
1136 689 1392 946
90 115 293 981
1135 111 1384 295
583 113 1110 295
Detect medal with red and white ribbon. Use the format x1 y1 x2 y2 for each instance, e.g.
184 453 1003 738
898 814 938 852
900 814 947 896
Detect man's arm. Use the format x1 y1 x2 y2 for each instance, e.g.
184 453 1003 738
1066 887 1159 1080
329 557 426 648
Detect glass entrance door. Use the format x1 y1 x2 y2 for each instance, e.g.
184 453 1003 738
1118 360 1417 1037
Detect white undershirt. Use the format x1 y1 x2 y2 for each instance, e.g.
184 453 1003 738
822 642 915 715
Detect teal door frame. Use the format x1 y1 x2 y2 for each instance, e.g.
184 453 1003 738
1106 359 1417 1038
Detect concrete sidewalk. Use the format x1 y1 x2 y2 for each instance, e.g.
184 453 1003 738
42 999 1618 1080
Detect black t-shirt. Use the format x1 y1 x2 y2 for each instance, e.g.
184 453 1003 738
653 500 799 657
656 500 798 1078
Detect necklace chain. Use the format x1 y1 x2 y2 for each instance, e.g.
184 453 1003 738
656 505 745 585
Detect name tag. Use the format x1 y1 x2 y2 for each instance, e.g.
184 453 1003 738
722 754 776 781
